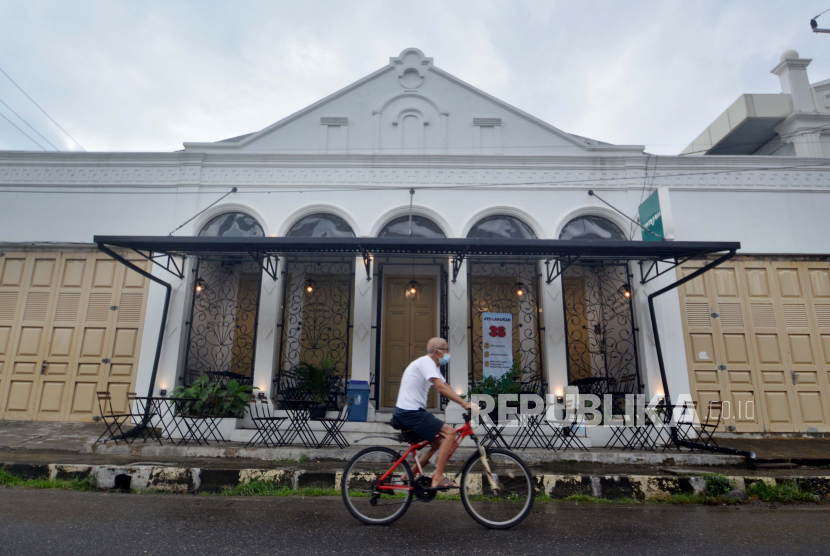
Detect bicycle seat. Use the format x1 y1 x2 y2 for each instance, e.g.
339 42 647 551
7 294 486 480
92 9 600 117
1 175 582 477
389 416 422 444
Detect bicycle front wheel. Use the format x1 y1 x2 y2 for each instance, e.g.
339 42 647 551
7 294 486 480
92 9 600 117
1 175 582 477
460 448 535 529
341 446 413 526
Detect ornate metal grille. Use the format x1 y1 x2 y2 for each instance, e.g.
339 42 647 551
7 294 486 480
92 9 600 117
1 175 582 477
562 263 641 398
183 258 262 387
275 258 354 409
467 260 545 395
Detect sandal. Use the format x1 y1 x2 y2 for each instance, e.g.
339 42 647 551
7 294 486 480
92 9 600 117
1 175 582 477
429 477 460 491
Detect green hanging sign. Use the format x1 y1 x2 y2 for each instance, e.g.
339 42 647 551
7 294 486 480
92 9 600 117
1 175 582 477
638 188 674 241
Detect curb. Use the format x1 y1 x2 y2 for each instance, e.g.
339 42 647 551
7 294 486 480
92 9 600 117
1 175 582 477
4 462 828 500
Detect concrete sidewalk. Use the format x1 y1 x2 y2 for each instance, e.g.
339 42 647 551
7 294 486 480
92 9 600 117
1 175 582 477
4 420 830 471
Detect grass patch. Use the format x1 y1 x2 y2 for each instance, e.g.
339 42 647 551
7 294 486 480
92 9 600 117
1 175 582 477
216 481 340 497
0 469 95 492
747 480 819 504
704 474 734 497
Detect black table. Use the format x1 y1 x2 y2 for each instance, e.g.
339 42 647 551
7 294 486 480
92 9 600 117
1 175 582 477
280 399 320 448
570 376 612 397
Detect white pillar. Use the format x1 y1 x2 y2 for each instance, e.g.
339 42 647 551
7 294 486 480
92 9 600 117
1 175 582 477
251 258 282 399
540 262 568 399
350 256 373 384
445 258 469 424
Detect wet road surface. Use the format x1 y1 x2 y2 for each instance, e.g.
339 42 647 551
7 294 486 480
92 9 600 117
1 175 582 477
2 488 829 555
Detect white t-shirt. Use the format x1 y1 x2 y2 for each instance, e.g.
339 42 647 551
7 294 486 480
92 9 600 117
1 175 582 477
395 355 444 411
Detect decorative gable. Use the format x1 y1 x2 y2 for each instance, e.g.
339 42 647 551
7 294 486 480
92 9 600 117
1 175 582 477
183 48 643 157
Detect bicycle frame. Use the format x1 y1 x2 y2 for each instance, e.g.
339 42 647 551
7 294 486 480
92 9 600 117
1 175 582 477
375 419 498 492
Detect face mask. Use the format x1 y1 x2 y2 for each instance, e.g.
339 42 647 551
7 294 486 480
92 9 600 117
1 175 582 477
439 353 451 365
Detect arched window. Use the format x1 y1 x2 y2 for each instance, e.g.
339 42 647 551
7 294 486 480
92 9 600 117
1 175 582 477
378 215 446 238
559 215 626 241
199 212 264 237
286 213 355 238
467 215 536 240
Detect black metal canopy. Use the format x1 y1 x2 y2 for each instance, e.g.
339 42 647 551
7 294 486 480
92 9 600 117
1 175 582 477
94 233 751 457
94 235 739 284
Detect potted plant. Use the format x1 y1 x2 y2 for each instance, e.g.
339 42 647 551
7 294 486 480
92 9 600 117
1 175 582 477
292 358 341 419
171 374 255 418
466 355 524 424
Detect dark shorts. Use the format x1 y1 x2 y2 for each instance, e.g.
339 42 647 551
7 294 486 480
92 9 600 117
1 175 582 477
392 408 445 442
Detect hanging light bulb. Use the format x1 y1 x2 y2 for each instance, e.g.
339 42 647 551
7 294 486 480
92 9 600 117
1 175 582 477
194 278 207 295
619 284 632 298
515 281 526 298
405 279 420 301
304 278 317 295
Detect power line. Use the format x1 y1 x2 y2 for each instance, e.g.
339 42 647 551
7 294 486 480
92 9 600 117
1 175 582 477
0 65 85 151
0 97 59 150
1 159 830 195
0 110 46 150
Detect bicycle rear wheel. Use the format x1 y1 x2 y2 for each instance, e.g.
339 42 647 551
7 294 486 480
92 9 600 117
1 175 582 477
460 448 535 529
341 446 413 525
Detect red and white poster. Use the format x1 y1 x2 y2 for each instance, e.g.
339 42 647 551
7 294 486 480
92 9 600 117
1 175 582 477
482 312 513 379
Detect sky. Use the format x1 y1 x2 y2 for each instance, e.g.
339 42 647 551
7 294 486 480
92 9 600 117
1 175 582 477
0 0 828 155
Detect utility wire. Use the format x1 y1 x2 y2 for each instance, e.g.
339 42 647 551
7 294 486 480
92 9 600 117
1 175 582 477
0 97 59 150
168 187 237 235
0 111 46 150
0 65 86 151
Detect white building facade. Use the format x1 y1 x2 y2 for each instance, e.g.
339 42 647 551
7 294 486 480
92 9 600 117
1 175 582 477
1 48 830 438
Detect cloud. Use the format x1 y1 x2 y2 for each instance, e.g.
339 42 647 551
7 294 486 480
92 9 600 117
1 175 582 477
0 0 827 154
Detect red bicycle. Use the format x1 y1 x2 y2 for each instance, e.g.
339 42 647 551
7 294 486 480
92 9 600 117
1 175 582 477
341 413 534 529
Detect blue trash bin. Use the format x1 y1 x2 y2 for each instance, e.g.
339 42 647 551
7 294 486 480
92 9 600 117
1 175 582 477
346 380 370 422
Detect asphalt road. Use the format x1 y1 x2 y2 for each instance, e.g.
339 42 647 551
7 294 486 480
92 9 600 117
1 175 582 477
2 489 830 555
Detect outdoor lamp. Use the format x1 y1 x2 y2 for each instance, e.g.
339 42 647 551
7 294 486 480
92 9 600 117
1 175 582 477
619 284 632 298
194 278 207 295
515 281 526 298
304 279 317 295
405 279 420 301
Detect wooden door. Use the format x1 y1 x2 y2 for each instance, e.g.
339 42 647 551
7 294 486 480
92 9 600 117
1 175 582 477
0 253 59 420
0 251 150 421
770 262 830 431
679 259 830 433
381 276 436 408
678 263 730 429
709 264 763 431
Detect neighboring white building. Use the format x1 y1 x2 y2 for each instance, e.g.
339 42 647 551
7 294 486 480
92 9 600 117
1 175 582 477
1 48 829 438
683 50 830 157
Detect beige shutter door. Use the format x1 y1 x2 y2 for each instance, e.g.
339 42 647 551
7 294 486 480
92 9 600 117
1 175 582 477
677 263 729 429
710 263 763 432
680 259 830 433
771 261 830 431
1 253 61 420
0 251 150 422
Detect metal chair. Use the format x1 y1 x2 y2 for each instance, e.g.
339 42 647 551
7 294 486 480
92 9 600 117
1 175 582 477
95 391 132 444
690 401 723 453
246 395 287 447
317 400 353 449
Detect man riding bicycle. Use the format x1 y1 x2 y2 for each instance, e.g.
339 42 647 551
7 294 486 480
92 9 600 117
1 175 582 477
392 337 471 489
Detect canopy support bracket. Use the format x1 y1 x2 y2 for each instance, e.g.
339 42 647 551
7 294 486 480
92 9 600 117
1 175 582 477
249 253 279 281
127 248 185 280
545 256 580 283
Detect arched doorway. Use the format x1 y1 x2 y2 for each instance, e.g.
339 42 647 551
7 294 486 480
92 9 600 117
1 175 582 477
559 216 641 400
466 215 545 396
183 212 264 387
374 215 448 408
276 213 356 409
